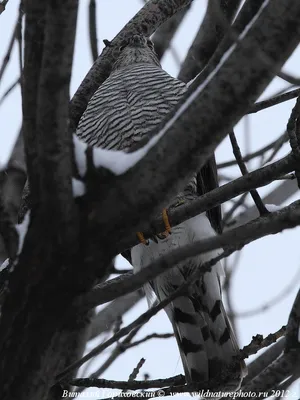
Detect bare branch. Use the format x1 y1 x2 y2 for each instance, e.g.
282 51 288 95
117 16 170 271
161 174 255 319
0 6 21 82
115 154 296 254
152 5 191 61
36 0 78 233
89 290 143 340
241 351 299 394
0 77 20 107
231 178 299 228
240 326 286 359
194 0 266 87
89 0 98 62
285 289 300 353
57 251 229 381
218 132 288 169
0 0 9 14
0 2 80 399
178 0 241 82
287 96 300 187
87 326 143 381
229 131 269 215
125 333 174 350
223 192 248 225
70 374 184 390
68 328 285 392
22 0 46 202
128 358 146 381
249 88 300 115
232 268 300 318
78 198 300 311
244 339 285 385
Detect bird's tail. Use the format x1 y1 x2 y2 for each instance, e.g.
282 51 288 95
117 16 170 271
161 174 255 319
163 264 246 390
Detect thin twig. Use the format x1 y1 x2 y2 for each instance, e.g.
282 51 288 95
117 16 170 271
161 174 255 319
124 333 174 350
223 192 248 225
243 339 285 386
112 154 296 256
278 70 300 86
16 1 23 91
240 326 286 360
218 132 288 169
232 268 300 318
285 289 300 352
68 327 286 391
90 326 142 379
57 250 232 382
261 133 289 166
74 326 143 395
0 78 20 107
0 0 9 15
128 358 145 381
249 88 300 115
78 193 300 313
287 96 300 187
229 131 269 216
89 0 98 62
0 12 19 82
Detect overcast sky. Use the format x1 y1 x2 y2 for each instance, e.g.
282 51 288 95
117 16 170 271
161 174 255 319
0 1 299 399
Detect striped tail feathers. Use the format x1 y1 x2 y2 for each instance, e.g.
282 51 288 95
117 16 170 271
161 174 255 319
152 260 246 390
197 266 247 388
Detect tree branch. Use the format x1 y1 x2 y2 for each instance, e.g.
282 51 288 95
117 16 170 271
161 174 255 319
22 0 46 203
70 375 185 390
0 2 81 399
243 339 285 385
249 88 300 115
68 328 285 391
113 154 295 255
218 132 288 169
58 250 229 381
285 289 300 353
194 0 266 87
89 0 98 62
36 0 78 237
152 5 191 61
89 290 143 340
229 131 269 215
178 0 241 82
78 199 300 311
240 326 286 359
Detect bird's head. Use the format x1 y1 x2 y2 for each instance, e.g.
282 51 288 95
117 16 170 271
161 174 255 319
112 35 160 71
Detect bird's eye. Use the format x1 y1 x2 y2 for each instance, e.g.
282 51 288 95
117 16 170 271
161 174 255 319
119 41 128 52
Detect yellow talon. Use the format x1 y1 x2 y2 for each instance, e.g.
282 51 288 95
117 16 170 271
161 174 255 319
162 208 171 236
137 231 147 245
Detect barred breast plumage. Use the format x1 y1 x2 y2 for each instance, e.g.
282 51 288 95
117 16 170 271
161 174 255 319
76 34 246 391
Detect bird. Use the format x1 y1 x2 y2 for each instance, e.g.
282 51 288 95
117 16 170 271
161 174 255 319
76 34 246 389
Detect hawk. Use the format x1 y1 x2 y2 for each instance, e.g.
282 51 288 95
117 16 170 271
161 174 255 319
76 34 246 389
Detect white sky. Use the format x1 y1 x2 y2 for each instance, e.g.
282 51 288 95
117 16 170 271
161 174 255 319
0 1 299 399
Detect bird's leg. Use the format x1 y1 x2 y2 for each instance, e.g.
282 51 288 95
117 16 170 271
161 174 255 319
136 208 172 245
159 208 172 238
136 231 149 245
